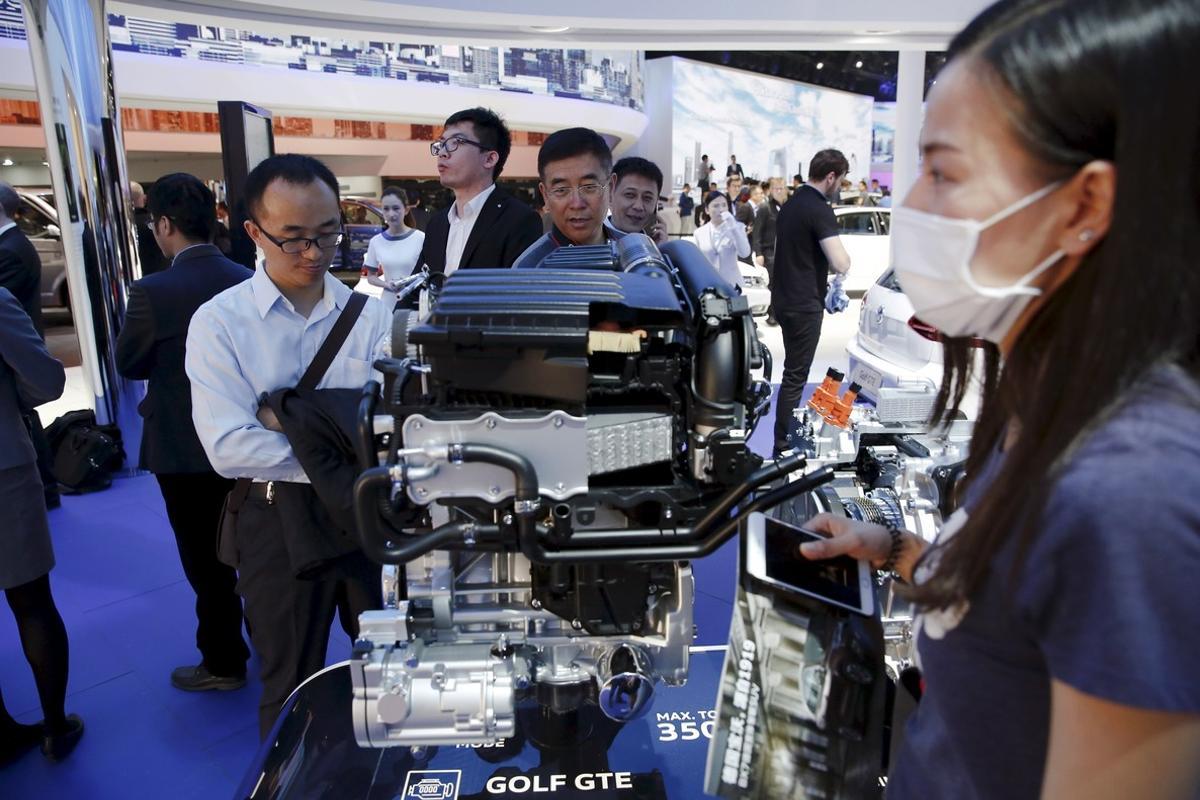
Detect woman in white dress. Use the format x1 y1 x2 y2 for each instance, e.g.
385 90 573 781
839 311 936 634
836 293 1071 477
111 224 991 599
693 190 750 288
363 186 425 308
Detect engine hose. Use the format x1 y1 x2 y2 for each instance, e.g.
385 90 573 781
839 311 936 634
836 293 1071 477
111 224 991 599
353 465 503 564
386 360 414 465
356 380 381 470
519 468 835 564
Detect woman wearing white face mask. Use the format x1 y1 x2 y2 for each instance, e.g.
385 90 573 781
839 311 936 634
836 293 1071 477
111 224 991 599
798 1 1200 798
693 190 751 288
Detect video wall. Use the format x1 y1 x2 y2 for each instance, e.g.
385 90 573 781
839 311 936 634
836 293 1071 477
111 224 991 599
0 0 644 111
670 59 874 190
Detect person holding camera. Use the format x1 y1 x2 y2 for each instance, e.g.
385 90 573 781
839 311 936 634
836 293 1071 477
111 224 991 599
798 1 1200 797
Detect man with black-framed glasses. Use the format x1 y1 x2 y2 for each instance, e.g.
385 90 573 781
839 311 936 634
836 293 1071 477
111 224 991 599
414 107 541 280
513 127 625 268
185 154 392 737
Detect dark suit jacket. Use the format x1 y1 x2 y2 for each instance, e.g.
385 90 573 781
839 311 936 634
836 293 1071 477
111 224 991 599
0 288 63 470
0 225 43 337
753 198 782 265
415 186 542 275
116 244 251 473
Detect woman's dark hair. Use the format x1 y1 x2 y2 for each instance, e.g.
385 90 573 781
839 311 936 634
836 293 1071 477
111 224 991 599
379 184 415 229
147 173 216 243
699 190 728 224
913 0 1200 610
443 107 512 181
242 154 340 221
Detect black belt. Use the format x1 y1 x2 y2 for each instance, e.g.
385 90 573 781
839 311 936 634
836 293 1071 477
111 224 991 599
247 481 277 501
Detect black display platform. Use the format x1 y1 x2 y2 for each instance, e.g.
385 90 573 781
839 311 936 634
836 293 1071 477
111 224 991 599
236 648 730 799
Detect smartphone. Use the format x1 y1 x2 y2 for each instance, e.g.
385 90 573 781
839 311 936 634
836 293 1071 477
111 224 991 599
744 512 875 616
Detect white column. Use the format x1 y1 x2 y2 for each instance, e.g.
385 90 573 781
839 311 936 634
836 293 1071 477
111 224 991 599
892 49 926 204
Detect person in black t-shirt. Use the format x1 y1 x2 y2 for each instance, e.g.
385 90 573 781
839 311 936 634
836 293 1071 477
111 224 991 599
770 149 852 455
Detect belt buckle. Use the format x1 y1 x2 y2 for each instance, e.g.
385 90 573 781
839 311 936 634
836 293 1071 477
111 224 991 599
265 481 275 504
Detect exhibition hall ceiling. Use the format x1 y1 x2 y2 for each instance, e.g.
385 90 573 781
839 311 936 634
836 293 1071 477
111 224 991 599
110 0 992 49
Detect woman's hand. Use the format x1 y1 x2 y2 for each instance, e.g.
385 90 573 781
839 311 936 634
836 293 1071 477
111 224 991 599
798 513 893 567
799 513 928 584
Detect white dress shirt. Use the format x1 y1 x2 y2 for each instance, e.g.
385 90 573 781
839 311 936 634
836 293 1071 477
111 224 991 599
693 217 751 287
186 266 391 482
443 183 496 276
0 221 16 237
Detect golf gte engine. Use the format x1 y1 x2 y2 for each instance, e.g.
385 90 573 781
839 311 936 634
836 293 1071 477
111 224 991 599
349 235 831 748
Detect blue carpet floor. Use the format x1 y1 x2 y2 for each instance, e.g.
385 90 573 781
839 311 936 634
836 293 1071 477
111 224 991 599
0 383 810 799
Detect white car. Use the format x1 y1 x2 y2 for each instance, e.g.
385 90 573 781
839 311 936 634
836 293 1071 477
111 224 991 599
834 206 891 295
738 260 771 316
845 268 982 418
845 268 943 396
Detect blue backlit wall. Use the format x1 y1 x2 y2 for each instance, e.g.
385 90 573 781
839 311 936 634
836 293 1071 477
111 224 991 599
669 58 874 189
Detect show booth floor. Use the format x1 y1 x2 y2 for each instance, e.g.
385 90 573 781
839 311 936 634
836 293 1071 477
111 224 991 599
0 384 808 799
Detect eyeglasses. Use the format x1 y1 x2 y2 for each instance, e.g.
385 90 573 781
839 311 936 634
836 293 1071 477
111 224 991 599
545 182 608 201
251 219 344 255
430 136 491 157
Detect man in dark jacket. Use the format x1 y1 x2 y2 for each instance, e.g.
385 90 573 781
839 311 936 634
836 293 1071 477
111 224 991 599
753 178 789 326
0 182 43 336
116 173 252 692
416 107 542 276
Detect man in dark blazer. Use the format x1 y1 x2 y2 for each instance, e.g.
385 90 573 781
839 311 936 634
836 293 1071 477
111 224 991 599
116 173 252 692
0 182 43 337
416 107 541 277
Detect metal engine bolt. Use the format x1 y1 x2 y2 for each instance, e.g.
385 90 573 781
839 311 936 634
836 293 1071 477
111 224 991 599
530 598 542 609
571 618 583 630
485 418 497 429
410 745 427 759
647 584 658 594
489 486 501 496
404 655 418 668
553 417 563 428
411 421 422 430
502 513 514 526
555 482 565 492
515 675 530 690
664 508 673 520
416 488 428 498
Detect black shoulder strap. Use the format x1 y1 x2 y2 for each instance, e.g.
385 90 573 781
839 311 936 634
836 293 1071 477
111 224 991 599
298 292 367 391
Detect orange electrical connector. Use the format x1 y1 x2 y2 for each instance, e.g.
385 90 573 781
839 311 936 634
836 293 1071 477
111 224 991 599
807 368 845 418
825 381 862 428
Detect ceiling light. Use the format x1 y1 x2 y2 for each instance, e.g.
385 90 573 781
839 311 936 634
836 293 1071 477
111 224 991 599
42 161 49 166
855 60 864 68
526 25 570 33
816 62 824 70
1 158 12 166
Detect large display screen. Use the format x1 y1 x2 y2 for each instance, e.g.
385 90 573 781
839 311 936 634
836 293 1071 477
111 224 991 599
669 58 874 189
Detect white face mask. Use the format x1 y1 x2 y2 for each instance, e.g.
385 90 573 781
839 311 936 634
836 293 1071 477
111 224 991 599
891 182 1065 342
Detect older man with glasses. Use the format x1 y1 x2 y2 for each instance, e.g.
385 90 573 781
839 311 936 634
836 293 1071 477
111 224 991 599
185 154 392 738
513 127 625 268
415 107 541 280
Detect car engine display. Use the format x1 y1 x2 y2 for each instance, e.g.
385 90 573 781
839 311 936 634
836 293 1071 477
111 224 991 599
349 235 835 749
777 389 972 679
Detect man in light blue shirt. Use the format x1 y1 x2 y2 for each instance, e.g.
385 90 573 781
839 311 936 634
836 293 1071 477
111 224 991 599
186 154 391 737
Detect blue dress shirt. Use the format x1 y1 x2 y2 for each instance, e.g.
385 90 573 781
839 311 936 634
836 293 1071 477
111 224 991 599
186 268 390 482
